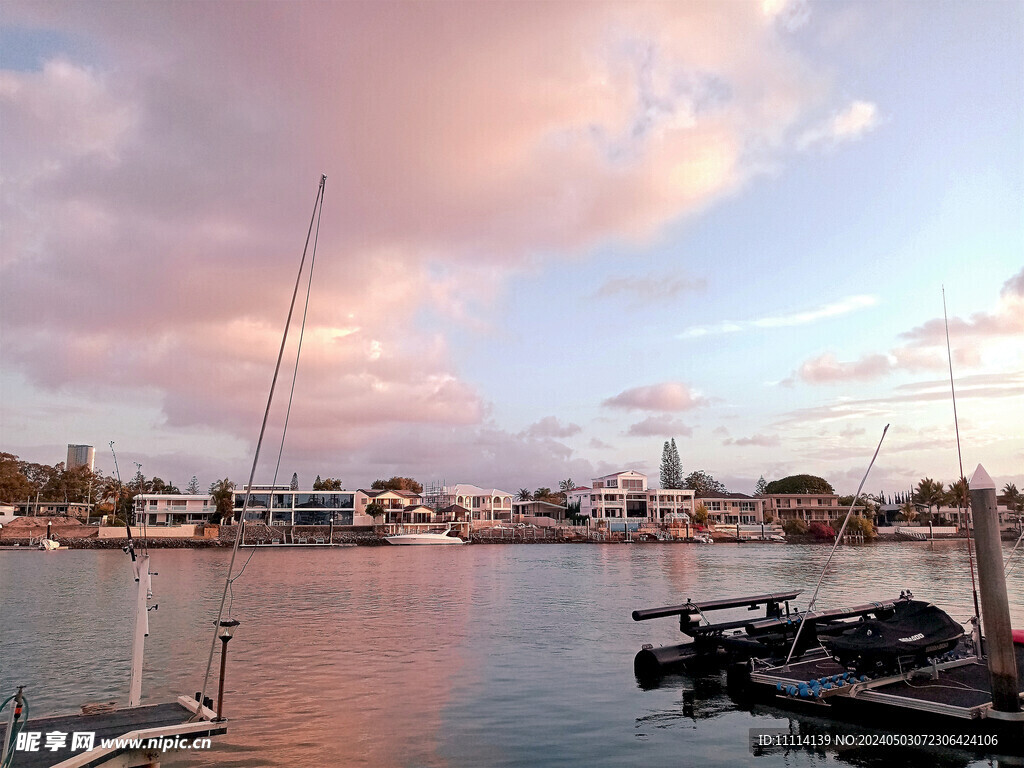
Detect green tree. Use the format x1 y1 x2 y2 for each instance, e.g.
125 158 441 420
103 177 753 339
314 477 343 491
290 472 299 490
365 502 385 528
913 478 945 518
691 503 709 526
684 470 726 496
0 453 33 503
533 487 558 503
370 476 423 494
660 439 683 489
208 478 236 524
945 478 968 509
765 475 835 494
845 515 876 539
1001 483 1023 512
186 476 201 495
516 488 532 501
754 476 768 496
782 518 809 536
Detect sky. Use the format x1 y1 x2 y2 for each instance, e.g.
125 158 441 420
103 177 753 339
1 1 1022 497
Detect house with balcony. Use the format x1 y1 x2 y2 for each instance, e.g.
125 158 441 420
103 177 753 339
134 494 217 526
356 489 424 525
442 484 514 525
567 471 694 528
695 492 765 525
233 488 356 526
763 493 864 524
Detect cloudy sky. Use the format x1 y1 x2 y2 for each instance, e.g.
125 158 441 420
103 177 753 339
1 1 1022 496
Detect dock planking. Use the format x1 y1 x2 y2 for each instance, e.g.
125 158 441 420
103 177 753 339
0 700 226 768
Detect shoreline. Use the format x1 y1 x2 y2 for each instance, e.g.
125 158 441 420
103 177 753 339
1 531 1018 549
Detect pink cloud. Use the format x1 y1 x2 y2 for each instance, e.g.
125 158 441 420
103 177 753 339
625 415 694 437
0 2 863 476
796 353 893 384
724 433 780 447
603 382 707 411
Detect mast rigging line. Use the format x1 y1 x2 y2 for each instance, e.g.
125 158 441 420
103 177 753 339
943 287 982 626
229 176 326 595
192 174 327 719
782 423 889 671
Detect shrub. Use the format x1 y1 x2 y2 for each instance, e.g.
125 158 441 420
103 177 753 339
808 522 836 540
844 515 876 539
782 518 808 536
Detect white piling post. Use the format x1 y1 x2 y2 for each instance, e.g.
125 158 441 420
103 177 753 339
969 465 1021 717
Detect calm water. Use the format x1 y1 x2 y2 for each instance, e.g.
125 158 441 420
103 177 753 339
2 541 1022 767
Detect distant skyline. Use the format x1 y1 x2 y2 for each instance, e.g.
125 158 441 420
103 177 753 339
1 1 1021 495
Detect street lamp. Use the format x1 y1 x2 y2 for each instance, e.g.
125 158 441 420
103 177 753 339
215 619 240 721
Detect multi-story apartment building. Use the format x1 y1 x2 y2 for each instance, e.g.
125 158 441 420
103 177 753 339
233 487 356 526
567 471 694 525
134 494 217 526
763 493 863 524
66 444 95 472
695 493 765 525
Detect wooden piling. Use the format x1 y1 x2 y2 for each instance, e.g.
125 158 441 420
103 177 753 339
969 464 1021 715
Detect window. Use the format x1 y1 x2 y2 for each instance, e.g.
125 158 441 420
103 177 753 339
623 479 643 490
606 480 618 488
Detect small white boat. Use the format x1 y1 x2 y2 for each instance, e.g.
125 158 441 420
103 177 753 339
691 532 714 544
39 537 62 550
385 525 465 545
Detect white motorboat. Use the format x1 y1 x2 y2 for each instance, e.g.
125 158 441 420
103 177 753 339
39 537 62 550
385 525 466 545
690 532 714 544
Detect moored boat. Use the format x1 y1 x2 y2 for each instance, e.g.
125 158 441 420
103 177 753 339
385 525 465 545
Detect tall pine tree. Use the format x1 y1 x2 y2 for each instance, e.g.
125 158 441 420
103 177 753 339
660 439 683 489
754 476 768 496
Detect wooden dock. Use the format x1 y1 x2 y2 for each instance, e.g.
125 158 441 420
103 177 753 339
0 697 225 768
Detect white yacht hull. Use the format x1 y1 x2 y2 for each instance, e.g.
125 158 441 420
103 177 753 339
384 533 465 545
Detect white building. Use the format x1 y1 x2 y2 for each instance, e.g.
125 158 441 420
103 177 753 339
443 484 514 525
567 471 693 527
134 494 217 526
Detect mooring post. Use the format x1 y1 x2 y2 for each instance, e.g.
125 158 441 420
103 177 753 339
969 464 1021 715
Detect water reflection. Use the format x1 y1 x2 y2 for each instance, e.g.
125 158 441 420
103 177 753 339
0 540 1020 768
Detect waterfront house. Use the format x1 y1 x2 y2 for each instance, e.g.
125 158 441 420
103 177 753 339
763 493 865 524
233 488 357 526
356 488 423 525
15 500 94 521
441 484 514 525
134 494 217 526
567 471 694 528
694 492 765 525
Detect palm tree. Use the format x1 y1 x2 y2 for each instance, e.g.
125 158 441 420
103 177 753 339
534 487 555 503
516 488 532 502
913 478 945 520
209 478 236 524
1002 483 1023 511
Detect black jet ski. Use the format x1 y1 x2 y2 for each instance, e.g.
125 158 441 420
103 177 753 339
821 599 964 675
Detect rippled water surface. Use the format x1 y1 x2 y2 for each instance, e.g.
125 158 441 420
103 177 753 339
2 541 1022 767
